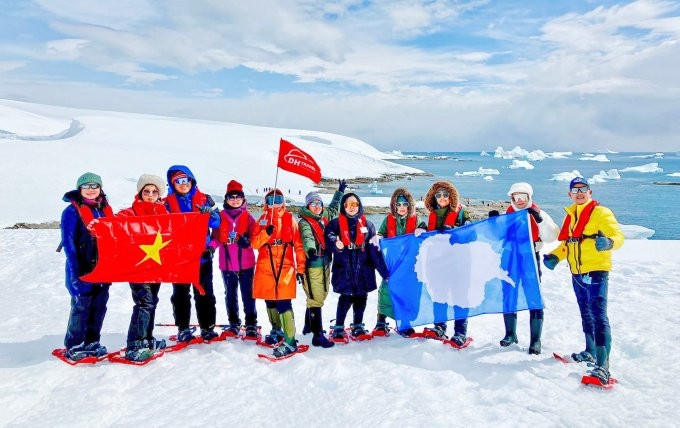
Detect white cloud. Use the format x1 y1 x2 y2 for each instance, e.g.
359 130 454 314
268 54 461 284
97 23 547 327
45 39 89 59
0 61 27 73
192 88 224 98
97 63 176 84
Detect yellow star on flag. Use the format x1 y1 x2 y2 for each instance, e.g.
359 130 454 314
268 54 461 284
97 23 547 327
136 231 171 266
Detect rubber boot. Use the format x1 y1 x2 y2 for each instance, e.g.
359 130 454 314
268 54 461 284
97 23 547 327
310 307 334 348
279 310 296 346
500 313 518 347
266 306 282 331
528 316 543 355
595 332 612 370
585 332 596 357
302 308 312 335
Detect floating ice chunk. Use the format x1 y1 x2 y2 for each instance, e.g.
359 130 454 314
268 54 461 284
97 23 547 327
455 167 500 177
630 153 664 159
483 175 494 181
598 149 619 154
547 151 572 159
667 172 680 177
579 154 610 162
527 150 548 161
620 163 663 173
550 170 583 181
509 160 534 169
619 224 655 240
480 150 489 156
587 175 607 184
605 169 621 179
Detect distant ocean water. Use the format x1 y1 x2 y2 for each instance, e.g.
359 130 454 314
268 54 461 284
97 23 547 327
350 152 680 240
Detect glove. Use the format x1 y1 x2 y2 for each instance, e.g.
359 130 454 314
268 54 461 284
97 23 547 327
237 235 250 249
438 224 453 232
527 207 543 223
414 228 426 237
543 254 559 270
306 247 317 258
338 179 347 193
203 246 215 258
195 204 211 214
69 278 93 297
488 210 500 218
265 225 275 236
296 273 305 285
209 209 220 222
595 232 614 251
369 234 380 247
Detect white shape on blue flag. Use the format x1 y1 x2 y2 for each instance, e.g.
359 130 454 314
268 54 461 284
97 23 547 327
414 234 515 308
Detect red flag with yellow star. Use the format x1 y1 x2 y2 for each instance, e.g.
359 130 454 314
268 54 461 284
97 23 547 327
80 213 209 294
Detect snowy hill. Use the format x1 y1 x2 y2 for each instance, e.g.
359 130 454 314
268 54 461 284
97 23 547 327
1 231 678 426
0 99 421 227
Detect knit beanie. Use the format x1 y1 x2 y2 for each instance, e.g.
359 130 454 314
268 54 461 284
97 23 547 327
137 174 166 197
226 180 244 195
305 191 322 207
76 172 102 188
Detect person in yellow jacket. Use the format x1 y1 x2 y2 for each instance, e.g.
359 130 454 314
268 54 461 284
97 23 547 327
543 177 624 385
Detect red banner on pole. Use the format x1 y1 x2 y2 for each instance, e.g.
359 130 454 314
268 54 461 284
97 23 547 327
80 213 209 294
277 138 322 184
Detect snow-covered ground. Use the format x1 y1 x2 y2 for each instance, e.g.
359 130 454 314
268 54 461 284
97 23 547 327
1 230 678 426
0 99 422 227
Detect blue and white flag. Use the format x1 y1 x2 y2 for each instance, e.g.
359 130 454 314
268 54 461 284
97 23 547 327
380 210 543 330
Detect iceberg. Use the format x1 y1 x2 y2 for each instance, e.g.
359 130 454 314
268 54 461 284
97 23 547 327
588 169 621 184
630 153 664 159
620 163 663 173
547 151 572 159
480 150 489 156
579 154 610 162
509 160 534 170
526 150 548 161
619 224 655 240
550 170 583 182
454 167 500 177
667 172 680 177
483 175 494 181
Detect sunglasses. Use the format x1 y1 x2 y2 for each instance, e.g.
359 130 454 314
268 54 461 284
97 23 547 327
344 202 360 209
512 193 529 202
142 189 159 196
266 195 284 205
174 177 191 185
227 194 243 200
309 201 323 208
435 192 449 199
396 202 409 208
80 183 100 190
570 187 590 194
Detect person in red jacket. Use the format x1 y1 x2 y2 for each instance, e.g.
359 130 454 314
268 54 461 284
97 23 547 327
116 174 169 362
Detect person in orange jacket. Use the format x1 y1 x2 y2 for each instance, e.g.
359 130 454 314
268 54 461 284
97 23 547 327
252 188 306 357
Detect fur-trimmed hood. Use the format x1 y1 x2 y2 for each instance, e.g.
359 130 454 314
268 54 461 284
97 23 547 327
390 187 415 217
424 180 459 212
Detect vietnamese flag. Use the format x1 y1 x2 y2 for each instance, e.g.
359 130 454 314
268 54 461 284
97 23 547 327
277 138 322 183
81 213 209 294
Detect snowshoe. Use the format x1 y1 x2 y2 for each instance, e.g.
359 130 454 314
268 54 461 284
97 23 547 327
125 346 154 362
442 334 473 349
148 337 167 350
371 321 390 337
330 325 349 344
176 327 198 343
243 325 260 340
499 334 518 347
272 341 299 358
571 351 595 363
264 329 284 346
258 344 310 362
582 366 617 389
349 323 372 341
83 342 108 358
312 331 335 348
200 329 220 342
222 324 242 338
423 325 448 340
398 327 416 338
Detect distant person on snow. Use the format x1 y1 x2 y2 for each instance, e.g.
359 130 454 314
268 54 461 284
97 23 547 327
116 174 169 362
374 187 426 336
543 177 624 385
419 180 471 345
499 182 559 355
209 180 259 339
325 193 389 341
297 180 346 348
59 172 113 361
251 188 306 357
164 165 221 343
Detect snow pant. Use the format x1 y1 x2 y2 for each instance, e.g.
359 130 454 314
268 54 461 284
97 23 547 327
221 267 257 326
265 299 295 345
335 294 368 326
64 283 110 349
126 283 161 349
502 251 544 344
377 279 394 319
572 271 611 368
302 265 330 308
171 259 216 332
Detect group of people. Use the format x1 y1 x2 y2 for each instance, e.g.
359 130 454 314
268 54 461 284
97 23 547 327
60 166 623 384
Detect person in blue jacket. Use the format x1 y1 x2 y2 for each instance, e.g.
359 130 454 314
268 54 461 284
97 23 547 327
164 165 221 342
60 172 114 361
325 193 389 340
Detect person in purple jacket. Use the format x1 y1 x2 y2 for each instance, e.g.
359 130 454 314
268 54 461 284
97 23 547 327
210 180 259 338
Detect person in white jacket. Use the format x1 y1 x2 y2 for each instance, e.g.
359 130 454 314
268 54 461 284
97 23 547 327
500 182 559 354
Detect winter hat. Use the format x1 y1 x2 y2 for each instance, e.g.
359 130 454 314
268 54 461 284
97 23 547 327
507 182 533 198
569 177 589 189
171 171 189 182
226 180 244 195
76 172 102 188
305 191 322 207
137 174 166 198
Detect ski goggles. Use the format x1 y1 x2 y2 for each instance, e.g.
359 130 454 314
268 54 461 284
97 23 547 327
142 189 159 196
174 177 191 185
512 193 529 202
344 201 360 209
227 194 243 200
396 202 409 208
309 201 323 208
266 195 284 205
435 192 450 199
80 183 100 190
570 186 590 194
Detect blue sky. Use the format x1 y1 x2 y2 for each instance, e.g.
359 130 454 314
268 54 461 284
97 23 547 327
1 0 679 151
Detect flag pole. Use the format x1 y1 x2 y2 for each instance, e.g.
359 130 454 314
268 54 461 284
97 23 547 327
270 166 279 224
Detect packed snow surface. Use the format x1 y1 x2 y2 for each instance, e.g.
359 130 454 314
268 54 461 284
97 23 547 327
0 99 422 227
620 163 663 173
0 231 678 426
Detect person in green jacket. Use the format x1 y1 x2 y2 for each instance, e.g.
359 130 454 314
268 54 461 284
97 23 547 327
298 179 346 347
373 187 426 336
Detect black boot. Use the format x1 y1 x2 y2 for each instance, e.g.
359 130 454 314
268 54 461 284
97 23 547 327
302 308 312 335
500 313 518 347
310 307 334 348
528 311 543 355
